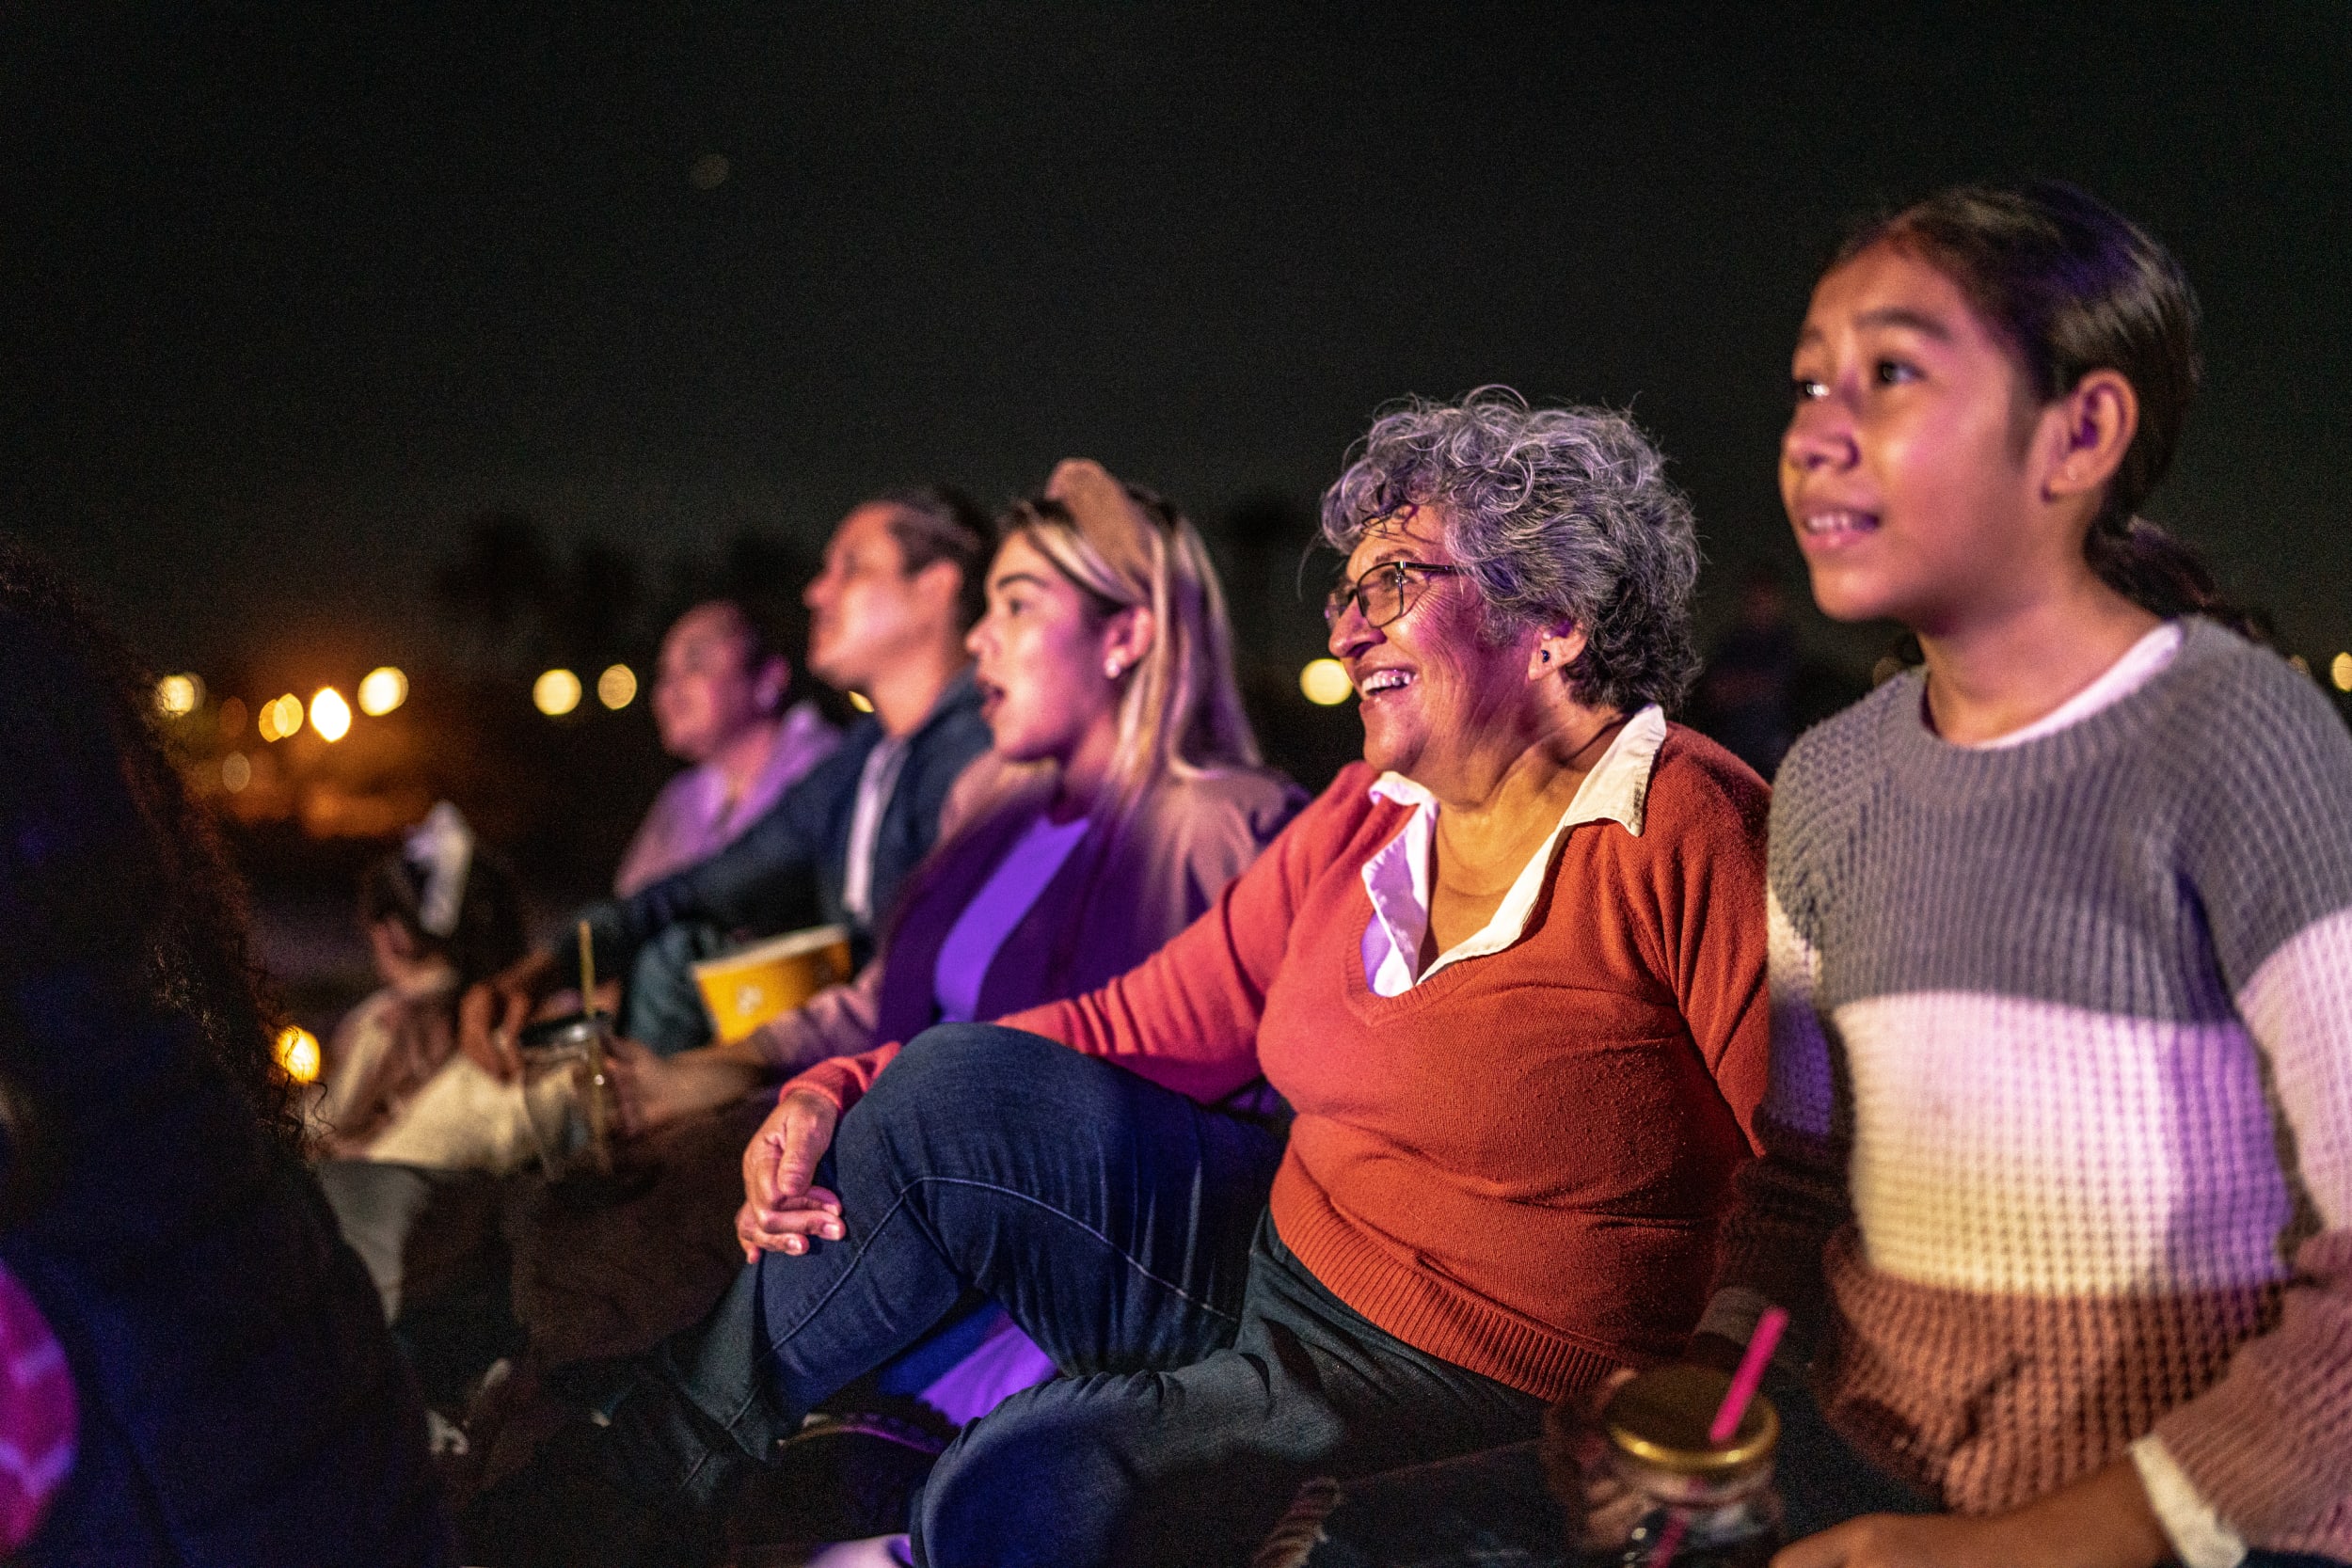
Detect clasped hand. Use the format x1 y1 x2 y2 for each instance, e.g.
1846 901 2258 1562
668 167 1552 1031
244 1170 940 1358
736 1087 848 1263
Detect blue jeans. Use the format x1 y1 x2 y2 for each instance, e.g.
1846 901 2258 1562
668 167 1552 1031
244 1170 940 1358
655 1023 1543 1566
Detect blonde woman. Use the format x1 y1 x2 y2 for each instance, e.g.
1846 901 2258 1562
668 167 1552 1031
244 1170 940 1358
609 459 1300 1137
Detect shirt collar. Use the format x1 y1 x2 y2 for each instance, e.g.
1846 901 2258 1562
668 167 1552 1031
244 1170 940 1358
1365 703 1667 836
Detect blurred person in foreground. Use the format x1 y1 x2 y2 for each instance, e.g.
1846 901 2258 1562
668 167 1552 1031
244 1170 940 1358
0 544 448 1565
470 391 1772 1568
463 486 995 1063
612 598 840 898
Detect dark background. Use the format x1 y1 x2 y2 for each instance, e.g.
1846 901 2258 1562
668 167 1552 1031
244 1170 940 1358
5 4 2348 1010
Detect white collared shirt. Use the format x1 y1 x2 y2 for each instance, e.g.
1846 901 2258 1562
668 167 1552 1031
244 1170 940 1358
1359 705 1669 996
841 734 911 926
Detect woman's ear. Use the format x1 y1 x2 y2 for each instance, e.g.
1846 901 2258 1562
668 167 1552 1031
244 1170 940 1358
1528 622 1587 682
1101 606 1155 681
2042 368 2138 504
753 655 791 716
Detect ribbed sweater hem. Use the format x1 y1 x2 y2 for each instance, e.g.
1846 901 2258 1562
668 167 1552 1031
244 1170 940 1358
1270 1176 1629 1403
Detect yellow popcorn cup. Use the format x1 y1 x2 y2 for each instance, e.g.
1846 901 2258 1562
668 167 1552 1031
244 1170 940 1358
691 925 853 1044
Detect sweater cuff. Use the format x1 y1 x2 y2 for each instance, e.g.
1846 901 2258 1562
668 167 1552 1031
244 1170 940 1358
1696 1287 1772 1346
2129 1435 2247 1568
1697 1287 1808 1375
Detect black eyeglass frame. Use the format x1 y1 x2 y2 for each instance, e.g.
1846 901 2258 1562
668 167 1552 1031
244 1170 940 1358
1323 560 1470 628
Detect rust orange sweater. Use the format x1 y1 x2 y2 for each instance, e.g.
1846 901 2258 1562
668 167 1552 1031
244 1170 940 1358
787 732 1772 1401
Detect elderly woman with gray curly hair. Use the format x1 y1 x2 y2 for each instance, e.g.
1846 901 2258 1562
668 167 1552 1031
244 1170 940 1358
503 391 1774 1568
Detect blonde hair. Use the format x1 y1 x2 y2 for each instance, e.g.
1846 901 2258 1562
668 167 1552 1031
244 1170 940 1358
1000 461 1260 830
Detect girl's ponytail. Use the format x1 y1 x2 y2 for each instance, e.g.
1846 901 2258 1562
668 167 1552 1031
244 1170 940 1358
2087 515 2250 634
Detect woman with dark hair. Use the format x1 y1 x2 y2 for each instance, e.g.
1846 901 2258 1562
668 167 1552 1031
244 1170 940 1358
0 544 448 1565
1652 182 2352 1567
477 394 1772 1568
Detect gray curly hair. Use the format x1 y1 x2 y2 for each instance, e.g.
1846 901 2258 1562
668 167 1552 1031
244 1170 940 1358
1319 388 1702 713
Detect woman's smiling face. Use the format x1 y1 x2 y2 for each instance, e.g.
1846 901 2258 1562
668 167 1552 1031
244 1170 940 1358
1782 241 2055 632
1327 505 1534 786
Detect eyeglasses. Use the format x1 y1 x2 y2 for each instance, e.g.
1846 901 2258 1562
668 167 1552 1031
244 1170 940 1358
1324 561 1469 629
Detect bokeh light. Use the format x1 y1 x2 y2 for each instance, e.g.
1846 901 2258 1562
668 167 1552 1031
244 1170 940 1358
154 673 202 717
2333 653 2352 693
1299 657 1354 706
218 696 247 737
358 666 408 717
310 687 352 742
597 663 638 709
533 668 583 717
258 693 304 742
221 752 252 792
847 690 875 713
274 1024 321 1085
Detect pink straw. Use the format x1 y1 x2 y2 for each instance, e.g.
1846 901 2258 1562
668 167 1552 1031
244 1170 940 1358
1645 1307 1789 1567
1708 1306 1787 1443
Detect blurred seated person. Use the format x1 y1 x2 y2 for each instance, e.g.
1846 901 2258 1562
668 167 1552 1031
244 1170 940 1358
309 803 543 1335
312 804 530 1172
1692 562 1801 780
464 486 995 1063
607 461 1306 1144
0 545 448 1565
612 598 840 898
472 392 1772 1568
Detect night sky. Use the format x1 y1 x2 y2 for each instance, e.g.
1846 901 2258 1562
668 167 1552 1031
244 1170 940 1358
7 4 2349 682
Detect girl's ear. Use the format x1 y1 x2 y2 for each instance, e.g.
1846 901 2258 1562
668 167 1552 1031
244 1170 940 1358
1101 605 1154 680
2042 368 2138 504
1528 621 1588 682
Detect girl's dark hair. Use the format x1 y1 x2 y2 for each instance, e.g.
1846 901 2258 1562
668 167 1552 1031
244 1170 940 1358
1841 181 2240 626
360 843 526 990
0 543 299 1214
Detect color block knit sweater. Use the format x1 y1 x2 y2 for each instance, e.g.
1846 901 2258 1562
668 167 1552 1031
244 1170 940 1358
790 729 1772 1401
1704 619 2352 1559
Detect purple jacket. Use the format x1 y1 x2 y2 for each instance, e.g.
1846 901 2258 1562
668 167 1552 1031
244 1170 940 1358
752 763 1304 1070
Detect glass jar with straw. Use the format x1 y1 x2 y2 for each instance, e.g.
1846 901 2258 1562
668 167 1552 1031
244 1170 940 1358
1598 1307 1787 1568
514 920 619 1180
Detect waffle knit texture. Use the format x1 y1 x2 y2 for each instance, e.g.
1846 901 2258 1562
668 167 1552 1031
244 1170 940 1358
788 727 1772 1402
1708 618 2352 1557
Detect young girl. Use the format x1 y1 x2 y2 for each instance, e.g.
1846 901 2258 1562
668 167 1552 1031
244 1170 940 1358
1702 183 2352 1566
312 803 533 1170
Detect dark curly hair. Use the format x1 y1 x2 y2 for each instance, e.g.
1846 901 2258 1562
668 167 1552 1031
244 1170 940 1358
0 541 296 1214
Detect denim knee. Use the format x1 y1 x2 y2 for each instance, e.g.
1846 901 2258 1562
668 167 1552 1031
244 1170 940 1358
865 1023 1069 1111
827 1023 1071 1189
